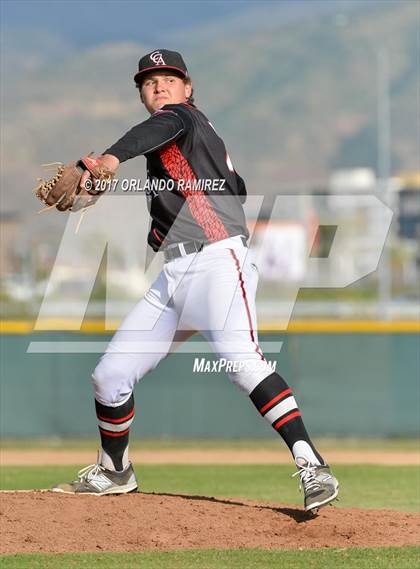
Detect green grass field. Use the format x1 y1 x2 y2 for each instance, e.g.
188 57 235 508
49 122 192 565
1 462 419 568
2 547 420 569
0 464 419 511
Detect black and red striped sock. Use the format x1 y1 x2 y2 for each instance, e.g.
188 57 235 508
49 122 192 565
250 372 324 464
95 394 135 471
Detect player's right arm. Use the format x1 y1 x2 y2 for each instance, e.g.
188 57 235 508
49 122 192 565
80 107 190 190
80 105 194 193
103 106 191 163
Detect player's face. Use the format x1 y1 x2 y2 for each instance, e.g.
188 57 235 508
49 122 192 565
140 71 192 113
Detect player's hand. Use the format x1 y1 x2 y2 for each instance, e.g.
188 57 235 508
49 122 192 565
80 169 93 192
79 154 119 193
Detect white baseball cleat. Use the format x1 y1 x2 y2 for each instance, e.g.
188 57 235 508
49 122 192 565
292 457 339 512
52 461 138 495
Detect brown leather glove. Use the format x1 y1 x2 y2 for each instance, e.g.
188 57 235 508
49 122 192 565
33 156 114 212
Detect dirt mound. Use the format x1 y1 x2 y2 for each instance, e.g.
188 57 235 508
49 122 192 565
1 491 419 554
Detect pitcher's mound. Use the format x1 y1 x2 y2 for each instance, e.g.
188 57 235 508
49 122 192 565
1 491 419 554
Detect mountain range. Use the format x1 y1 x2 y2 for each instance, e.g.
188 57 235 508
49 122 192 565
1 0 418 217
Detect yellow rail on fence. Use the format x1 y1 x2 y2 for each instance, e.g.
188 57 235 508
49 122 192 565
0 319 419 334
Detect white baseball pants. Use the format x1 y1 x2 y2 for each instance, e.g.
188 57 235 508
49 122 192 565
92 235 273 406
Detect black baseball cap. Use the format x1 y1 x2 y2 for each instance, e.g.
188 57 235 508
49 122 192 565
134 49 188 85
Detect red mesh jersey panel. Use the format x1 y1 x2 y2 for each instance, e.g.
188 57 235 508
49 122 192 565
159 142 229 242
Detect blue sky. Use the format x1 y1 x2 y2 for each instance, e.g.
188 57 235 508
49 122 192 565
1 0 368 50
1 1 280 47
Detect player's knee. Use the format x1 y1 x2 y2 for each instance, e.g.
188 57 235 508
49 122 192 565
91 360 135 406
227 359 274 395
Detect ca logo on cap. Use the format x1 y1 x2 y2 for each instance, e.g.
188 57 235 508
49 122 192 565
150 51 165 65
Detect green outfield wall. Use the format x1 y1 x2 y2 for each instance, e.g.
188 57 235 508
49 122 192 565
0 328 418 438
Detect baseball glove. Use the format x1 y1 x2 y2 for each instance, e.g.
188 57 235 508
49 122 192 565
33 155 114 213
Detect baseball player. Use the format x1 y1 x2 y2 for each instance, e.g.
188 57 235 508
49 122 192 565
52 49 339 512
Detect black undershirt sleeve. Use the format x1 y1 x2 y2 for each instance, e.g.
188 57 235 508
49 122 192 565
103 109 187 163
235 171 247 204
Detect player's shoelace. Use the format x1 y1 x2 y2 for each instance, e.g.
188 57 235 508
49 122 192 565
76 463 104 482
291 462 321 493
